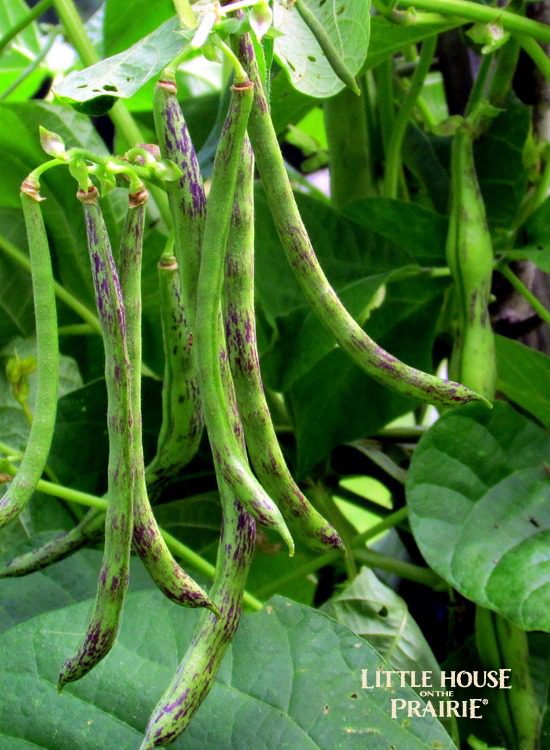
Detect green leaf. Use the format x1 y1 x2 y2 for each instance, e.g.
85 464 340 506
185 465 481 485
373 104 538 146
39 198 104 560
510 197 550 272
322 567 441 674
343 198 449 266
55 17 183 109
273 0 370 98
0 573 457 749
495 335 550 430
406 402 550 632
288 276 449 474
366 15 459 71
103 0 174 56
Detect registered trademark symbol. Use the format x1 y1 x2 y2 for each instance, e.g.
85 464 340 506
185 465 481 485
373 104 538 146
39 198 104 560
482 699 489 705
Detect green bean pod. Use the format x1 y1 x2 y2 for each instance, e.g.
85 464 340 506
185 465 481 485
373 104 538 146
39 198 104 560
236 35 489 410
224 138 343 551
195 80 294 553
0 186 59 528
145 256 203 490
119 190 215 612
446 123 496 399
0 508 104 577
140 482 255 749
153 76 204 322
58 187 134 689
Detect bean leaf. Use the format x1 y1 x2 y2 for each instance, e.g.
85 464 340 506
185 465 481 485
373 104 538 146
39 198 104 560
54 17 183 112
406 402 550 632
273 0 371 99
0 565 457 749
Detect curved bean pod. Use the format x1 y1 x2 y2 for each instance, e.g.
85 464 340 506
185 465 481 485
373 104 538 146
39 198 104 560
224 138 342 551
119 190 215 612
236 36 489 410
145 256 203 490
0 187 59 528
446 123 496 400
0 508 104 577
195 81 294 553
58 187 134 689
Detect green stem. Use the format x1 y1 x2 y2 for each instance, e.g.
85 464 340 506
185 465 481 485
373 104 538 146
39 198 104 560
51 0 171 225
255 507 410 598
0 0 53 54
465 53 493 116
1 29 57 101
383 35 437 198
517 34 550 83
353 548 443 587
324 85 373 208
395 0 550 44
307 484 356 578
499 263 550 326
57 323 95 336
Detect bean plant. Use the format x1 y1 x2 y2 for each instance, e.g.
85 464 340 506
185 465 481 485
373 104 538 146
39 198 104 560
0 0 549 748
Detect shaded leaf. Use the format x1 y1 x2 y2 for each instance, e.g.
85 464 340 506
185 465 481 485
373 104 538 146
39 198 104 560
495 335 550 430
407 402 550 631
323 567 441 674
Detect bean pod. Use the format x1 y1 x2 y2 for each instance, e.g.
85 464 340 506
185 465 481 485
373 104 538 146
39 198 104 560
58 187 134 688
224 138 342 552
119 189 215 612
0 186 59 528
237 35 489 410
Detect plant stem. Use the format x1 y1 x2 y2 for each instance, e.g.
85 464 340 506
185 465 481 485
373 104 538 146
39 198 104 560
499 263 550 326
1 29 58 101
383 35 437 198
255 507 410 598
394 0 550 44
517 34 550 83
0 0 53 54
307 484 356 578
57 323 96 336
353 548 443 587
324 85 373 208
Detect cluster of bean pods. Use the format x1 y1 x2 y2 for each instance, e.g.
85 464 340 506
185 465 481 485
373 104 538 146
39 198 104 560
0 25 490 749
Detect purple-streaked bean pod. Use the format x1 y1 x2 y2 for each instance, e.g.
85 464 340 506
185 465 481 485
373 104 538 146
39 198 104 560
224 138 343 552
194 80 294 553
0 186 59 528
140 483 256 748
144 256 203 491
58 186 134 689
119 189 216 613
236 34 490 410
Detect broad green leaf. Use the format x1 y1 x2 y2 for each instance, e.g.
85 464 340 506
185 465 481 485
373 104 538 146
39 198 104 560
403 125 450 215
154 493 221 553
0 577 457 749
289 277 449 474
509 197 550 272
343 198 449 266
407 402 550 632
495 335 550 430
323 567 441 675
103 0 174 56
366 15 459 70
273 0 371 99
55 17 183 110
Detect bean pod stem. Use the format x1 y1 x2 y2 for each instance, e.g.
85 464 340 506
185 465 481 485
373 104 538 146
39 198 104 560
224 138 342 552
119 190 215 612
236 35 489 410
0 187 59 528
58 187 134 689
